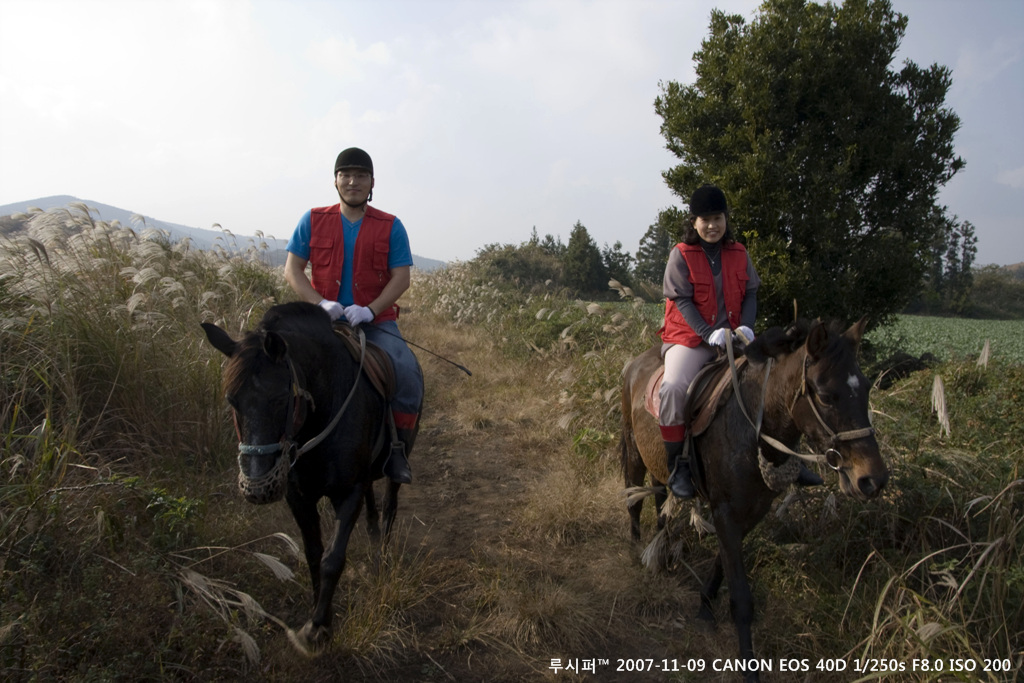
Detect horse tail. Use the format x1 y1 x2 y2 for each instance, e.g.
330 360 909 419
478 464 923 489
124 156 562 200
619 378 644 486
618 427 632 481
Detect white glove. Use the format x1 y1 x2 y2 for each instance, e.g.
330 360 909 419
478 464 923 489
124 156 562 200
708 328 728 348
318 299 344 321
735 326 755 343
344 304 375 326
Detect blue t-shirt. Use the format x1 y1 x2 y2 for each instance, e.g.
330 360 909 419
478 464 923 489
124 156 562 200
286 209 413 306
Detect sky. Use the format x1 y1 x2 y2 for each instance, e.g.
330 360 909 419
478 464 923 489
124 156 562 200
1 0 1022 267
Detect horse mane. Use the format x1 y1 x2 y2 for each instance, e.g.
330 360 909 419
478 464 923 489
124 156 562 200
222 302 333 396
745 318 850 364
259 301 334 338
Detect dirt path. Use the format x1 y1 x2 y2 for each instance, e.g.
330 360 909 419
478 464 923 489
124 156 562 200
389 414 685 682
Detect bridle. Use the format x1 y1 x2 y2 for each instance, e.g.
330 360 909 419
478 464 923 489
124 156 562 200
235 326 367 467
785 350 876 470
724 332 875 472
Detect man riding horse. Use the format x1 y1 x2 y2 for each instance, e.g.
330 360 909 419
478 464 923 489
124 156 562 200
283 147 423 484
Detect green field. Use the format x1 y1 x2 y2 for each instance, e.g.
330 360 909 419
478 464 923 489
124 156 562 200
867 314 1024 364
629 302 1024 365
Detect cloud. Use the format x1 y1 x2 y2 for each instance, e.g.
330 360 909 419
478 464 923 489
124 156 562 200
996 166 1024 190
305 37 393 81
952 35 1023 91
467 0 654 117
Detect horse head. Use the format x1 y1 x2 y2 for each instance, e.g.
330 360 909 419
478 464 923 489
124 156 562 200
793 318 888 501
202 322 312 504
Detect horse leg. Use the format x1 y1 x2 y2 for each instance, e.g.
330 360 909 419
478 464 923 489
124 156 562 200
293 487 364 651
363 481 381 544
621 430 648 543
286 495 324 605
697 552 724 623
365 480 402 572
713 508 761 683
653 484 668 532
381 479 401 540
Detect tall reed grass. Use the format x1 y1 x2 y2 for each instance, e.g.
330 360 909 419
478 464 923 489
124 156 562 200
1 205 288 677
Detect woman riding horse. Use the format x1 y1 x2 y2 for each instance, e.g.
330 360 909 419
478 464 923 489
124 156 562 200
621 318 889 682
658 184 819 498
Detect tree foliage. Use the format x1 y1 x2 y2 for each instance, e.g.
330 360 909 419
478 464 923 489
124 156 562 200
602 240 634 289
634 206 686 285
655 0 964 328
564 221 607 293
475 238 563 289
968 266 1024 320
908 213 977 315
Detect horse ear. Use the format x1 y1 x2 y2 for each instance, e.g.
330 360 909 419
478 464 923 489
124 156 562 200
806 320 829 360
844 316 868 348
262 330 288 361
201 322 238 357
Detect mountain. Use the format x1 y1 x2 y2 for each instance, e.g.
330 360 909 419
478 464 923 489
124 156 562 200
0 195 446 272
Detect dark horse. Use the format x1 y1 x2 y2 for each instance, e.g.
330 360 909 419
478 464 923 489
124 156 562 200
202 301 419 652
620 319 888 681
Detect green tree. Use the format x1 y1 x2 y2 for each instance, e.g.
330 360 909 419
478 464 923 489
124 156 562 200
539 233 566 259
908 213 977 315
634 206 686 285
942 218 977 314
475 240 563 288
564 221 607 294
602 240 634 289
528 226 567 258
969 266 1024 319
655 0 964 328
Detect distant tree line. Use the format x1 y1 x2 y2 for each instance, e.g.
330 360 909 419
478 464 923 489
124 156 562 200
471 213 1021 319
473 223 636 299
3 204 1019 318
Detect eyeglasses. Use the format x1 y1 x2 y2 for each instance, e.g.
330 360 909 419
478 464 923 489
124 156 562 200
337 171 371 182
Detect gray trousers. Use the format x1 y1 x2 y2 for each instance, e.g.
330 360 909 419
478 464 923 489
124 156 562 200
658 342 716 428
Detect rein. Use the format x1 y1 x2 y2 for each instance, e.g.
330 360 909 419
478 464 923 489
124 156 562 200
236 326 367 464
723 332 874 471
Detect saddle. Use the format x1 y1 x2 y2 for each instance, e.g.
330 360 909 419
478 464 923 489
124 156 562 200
643 352 747 437
332 324 397 400
331 323 402 480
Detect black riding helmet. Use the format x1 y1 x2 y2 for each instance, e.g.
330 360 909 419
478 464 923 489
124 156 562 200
334 147 373 176
689 184 728 216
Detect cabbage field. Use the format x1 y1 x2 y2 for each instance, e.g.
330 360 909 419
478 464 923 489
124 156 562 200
866 314 1024 364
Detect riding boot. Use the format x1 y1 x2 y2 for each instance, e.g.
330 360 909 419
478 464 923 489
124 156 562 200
664 440 695 500
795 462 824 487
384 427 413 484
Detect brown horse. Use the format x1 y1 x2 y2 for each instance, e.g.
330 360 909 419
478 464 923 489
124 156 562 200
620 319 888 682
202 302 420 653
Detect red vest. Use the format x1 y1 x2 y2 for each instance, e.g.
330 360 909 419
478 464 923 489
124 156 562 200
660 241 749 347
308 204 398 322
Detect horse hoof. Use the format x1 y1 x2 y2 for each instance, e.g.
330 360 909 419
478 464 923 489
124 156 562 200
695 608 717 632
286 621 331 656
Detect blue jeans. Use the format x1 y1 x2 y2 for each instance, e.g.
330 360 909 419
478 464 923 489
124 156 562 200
363 320 423 427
